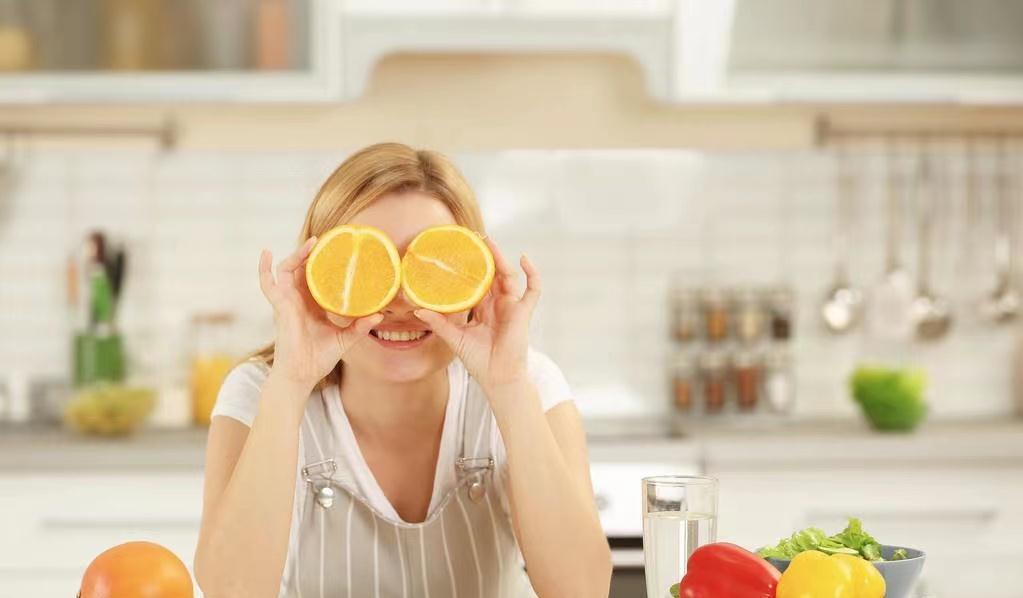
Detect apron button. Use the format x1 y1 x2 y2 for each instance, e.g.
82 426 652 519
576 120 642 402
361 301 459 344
468 480 486 502
315 484 336 509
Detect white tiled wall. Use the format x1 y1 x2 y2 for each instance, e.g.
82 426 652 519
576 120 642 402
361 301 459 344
2 146 1019 419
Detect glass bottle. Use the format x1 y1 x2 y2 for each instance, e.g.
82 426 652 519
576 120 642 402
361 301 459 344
190 312 237 426
671 351 696 412
0 0 34 71
103 0 159 70
701 288 730 343
699 350 728 414
765 347 795 414
732 349 762 412
768 287 795 341
733 288 765 344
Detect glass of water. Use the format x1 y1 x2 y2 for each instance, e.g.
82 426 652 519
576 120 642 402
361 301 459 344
642 475 718 598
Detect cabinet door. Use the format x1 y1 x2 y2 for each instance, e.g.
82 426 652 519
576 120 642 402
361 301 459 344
0 472 204 597
709 464 1023 598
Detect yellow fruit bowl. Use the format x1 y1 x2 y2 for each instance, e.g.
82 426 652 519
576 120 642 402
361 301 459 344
64 385 156 437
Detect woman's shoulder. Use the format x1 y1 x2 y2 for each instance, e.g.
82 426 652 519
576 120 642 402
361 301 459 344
459 347 573 412
526 348 573 411
211 359 273 427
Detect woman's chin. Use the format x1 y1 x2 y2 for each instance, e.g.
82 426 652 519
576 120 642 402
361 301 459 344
347 352 448 384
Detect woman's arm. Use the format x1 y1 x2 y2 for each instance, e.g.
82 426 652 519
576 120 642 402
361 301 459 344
414 240 611 597
195 238 380 597
194 374 310 598
492 386 612 598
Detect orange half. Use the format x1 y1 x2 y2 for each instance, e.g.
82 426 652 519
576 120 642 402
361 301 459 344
305 225 401 317
401 225 495 313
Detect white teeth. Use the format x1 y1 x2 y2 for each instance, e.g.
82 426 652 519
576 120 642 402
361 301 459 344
376 330 426 342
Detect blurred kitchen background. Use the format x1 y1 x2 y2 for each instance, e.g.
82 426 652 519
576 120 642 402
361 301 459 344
3 1 1023 597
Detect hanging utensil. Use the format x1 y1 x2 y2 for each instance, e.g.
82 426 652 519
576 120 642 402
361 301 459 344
821 146 864 334
106 244 127 316
981 137 1020 323
911 147 954 341
870 137 915 340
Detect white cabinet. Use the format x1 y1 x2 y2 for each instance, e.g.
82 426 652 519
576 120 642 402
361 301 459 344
710 463 1023 598
0 0 674 103
0 0 342 103
0 471 204 598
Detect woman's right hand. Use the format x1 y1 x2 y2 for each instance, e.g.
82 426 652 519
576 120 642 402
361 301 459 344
258 237 382 390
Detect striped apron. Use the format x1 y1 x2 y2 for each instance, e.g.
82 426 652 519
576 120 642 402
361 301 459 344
282 383 536 598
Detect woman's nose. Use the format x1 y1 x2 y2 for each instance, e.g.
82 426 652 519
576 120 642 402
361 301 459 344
382 289 416 315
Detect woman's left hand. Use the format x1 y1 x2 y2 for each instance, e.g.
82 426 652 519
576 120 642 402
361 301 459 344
414 239 541 395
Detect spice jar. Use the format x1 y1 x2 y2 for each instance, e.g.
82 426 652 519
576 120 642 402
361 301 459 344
701 288 730 343
699 350 728 414
732 349 762 412
671 351 696 412
733 288 765 344
670 287 699 342
191 312 237 426
765 347 795 414
768 287 795 341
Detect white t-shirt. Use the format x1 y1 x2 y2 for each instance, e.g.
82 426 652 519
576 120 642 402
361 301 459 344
211 348 572 588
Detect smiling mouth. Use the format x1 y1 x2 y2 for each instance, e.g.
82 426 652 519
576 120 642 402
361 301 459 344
369 328 432 348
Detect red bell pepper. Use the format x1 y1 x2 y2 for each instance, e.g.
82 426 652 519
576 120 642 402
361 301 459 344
670 542 781 598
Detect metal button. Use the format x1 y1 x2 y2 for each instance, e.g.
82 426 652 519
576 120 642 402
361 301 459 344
468 479 486 502
315 483 336 509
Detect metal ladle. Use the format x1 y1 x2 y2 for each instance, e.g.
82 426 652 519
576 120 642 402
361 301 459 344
821 147 864 334
870 137 915 340
911 149 954 341
980 138 1020 323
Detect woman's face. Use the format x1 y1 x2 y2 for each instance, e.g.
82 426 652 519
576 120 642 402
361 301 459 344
327 191 468 383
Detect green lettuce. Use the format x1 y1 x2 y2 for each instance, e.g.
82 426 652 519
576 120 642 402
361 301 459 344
757 518 889 562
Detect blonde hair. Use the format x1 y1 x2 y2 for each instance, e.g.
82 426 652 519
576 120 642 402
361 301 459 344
249 142 486 386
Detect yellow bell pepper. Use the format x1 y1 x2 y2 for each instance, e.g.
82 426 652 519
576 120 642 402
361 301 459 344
776 550 886 598
776 551 853 598
832 554 885 598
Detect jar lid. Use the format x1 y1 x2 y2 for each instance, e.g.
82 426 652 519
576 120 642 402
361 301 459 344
731 350 762 367
672 351 696 371
732 287 761 305
765 347 792 367
699 350 728 370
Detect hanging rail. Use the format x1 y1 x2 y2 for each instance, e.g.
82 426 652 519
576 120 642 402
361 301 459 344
0 118 177 150
815 116 1023 146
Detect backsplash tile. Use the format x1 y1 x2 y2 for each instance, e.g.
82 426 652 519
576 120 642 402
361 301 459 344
1 147 1018 419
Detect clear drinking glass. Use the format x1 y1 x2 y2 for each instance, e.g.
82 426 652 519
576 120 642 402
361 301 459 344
643 475 719 598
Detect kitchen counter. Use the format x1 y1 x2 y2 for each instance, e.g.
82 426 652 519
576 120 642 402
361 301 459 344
585 416 1023 467
0 425 209 471
3 417 1023 471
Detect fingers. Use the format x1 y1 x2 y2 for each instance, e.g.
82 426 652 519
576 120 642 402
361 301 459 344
337 314 383 355
277 236 317 277
326 312 354 329
414 309 465 349
351 314 383 335
520 253 542 312
486 237 521 297
258 249 276 301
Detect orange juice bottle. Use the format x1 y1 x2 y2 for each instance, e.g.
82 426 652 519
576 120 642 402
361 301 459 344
190 313 237 426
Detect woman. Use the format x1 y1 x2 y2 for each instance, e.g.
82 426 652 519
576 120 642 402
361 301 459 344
194 143 612 598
